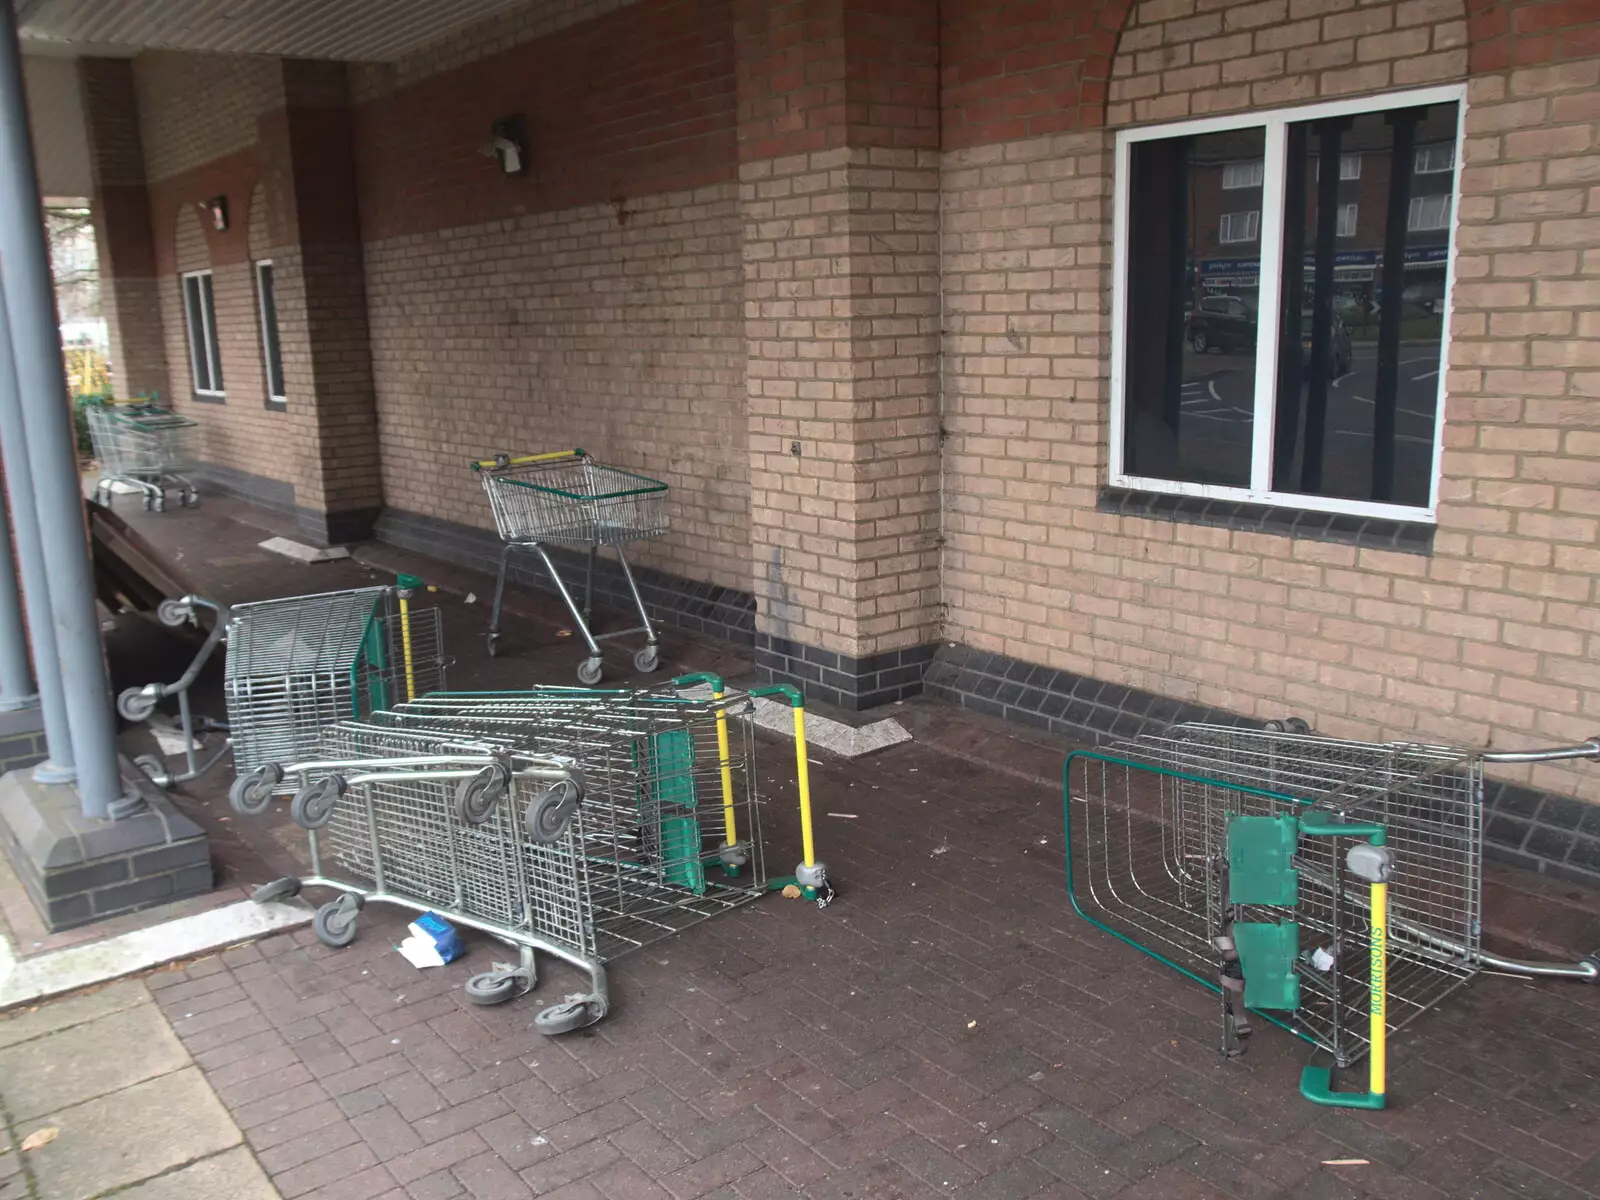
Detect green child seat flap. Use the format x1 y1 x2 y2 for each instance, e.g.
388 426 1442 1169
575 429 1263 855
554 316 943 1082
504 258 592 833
635 729 697 812
1231 921 1301 1011
1227 814 1300 906
659 815 707 895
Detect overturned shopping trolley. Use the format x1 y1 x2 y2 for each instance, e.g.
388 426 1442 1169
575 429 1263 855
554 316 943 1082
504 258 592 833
234 677 828 1033
118 577 446 790
86 399 199 512
471 449 667 684
1065 722 1600 1109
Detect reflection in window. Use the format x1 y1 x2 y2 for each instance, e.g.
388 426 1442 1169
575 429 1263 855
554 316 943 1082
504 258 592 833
1408 194 1451 231
1222 160 1264 189
1414 143 1454 174
1122 127 1265 488
1337 204 1358 238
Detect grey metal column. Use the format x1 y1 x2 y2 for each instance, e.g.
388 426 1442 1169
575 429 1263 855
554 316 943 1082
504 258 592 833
0 472 36 711
0 4 124 816
0 284 72 776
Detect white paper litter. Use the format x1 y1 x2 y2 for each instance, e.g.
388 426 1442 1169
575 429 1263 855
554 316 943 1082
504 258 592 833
259 536 350 563
397 934 446 969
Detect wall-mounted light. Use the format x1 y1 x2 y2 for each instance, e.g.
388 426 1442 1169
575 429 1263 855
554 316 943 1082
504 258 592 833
200 195 228 231
480 115 527 177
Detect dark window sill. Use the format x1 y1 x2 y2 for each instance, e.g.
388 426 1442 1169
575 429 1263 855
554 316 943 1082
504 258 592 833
191 392 226 406
264 398 286 413
1098 487 1435 554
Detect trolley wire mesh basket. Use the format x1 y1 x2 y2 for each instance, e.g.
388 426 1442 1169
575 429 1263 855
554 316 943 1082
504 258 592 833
86 400 199 511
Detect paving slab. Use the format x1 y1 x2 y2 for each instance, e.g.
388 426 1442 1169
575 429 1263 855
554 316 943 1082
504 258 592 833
0 978 147 1049
0 997 188 1121
112 1144 279 1200
24 1065 244 1200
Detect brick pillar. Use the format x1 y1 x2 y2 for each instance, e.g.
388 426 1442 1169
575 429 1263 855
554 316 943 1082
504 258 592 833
78 59 168 401
267 61 384 545
737 0 942 709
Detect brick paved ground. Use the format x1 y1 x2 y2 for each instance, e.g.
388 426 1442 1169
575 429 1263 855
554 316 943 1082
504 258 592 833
109 498 1600 1200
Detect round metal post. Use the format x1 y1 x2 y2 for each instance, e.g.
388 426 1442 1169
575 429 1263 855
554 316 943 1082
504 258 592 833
0 6 124 816
0 481 35 711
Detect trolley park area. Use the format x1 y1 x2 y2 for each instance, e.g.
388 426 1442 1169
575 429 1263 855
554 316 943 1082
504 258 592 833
0 489 1593 1200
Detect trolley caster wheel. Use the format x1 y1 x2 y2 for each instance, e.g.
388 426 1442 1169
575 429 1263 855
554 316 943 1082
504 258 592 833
486 631 501 658
312 894 362 948
229 763 283 815
1580 955 1600 984
134 753 169 788
464 969 530 1006
633 645 661 674
181 490 200 508
152 494 167 513
1283 717 1312 735
525 778 583 844
252 877 301 904
455 763 509 824
534 993 606 1035
291 775 347 829
117 686 159 722
156 598 193 627
576 657 604 686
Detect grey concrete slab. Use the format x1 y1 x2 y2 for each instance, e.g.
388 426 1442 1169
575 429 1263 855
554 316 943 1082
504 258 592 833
0 997 187 1120
111 1146 278 1200
0 979 148 1050
25 1066 242 1200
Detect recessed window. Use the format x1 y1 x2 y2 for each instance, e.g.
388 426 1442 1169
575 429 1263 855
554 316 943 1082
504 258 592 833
1219 211 1260 243
1222 160 1264 190
255 261 285 407
181 269 223 398
1113 87 1463 519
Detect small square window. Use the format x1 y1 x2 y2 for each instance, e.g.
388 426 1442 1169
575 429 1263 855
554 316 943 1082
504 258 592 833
1219 211 1260 243
1222 160 1264 190
1414 143 1454 174
1336 203 1358 238
1407 193 1451 231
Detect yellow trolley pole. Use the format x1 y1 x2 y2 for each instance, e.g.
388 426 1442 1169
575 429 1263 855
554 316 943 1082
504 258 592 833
1299 817 1391 1110
672 673 743 874
393 574 436 703
751 685 826 898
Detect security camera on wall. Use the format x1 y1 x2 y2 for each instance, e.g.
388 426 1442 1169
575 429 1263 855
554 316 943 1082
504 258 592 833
480 116 527 177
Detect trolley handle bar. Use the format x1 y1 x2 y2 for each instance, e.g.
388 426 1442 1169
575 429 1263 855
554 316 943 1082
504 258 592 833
340 764 576 788
1480 738 1600 765
469 448 585 471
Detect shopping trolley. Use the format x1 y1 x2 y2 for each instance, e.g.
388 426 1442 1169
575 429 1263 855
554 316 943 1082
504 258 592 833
233 676 830 1034
86 399 199 512
117 577 446 791
470 449 668 684
1064 722 1600 1108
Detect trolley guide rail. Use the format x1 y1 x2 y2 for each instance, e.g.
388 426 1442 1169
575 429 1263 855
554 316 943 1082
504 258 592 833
86 398 199 512
469 448 668 684
1063 722 1600 1108
235 674 831 1033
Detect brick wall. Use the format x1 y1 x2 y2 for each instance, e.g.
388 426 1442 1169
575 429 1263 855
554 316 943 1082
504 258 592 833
362 184 749 591
941 0 1600 805
134 52 283 183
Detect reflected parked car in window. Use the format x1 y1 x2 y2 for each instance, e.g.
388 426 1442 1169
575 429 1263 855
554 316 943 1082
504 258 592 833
1186 294 1257 354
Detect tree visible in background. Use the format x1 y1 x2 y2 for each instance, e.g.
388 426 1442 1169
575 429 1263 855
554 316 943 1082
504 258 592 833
47 204 99 323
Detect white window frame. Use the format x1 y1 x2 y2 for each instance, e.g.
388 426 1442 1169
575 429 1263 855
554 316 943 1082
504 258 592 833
1108 83 1466 523
1222 159 1264 189
1336 202 1358 238
1316 152 1363 180
180 268 224 398
254 259 286 406
1219 210 1260 243
1407 193 1451 232
1415 142 1454 174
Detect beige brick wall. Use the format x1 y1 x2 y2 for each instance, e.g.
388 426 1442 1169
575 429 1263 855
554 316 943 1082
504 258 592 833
133 51 282 183
743 147 943 659
363 182 748 591
160 198 297 486
943 5 1600 802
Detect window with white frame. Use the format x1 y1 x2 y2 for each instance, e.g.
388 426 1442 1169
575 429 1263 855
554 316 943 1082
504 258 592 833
1222 159 1264 189
1407 193 1451 231
255 261 285 406
181 269 223 397
1414 142 1454 173
1113 87 1463 518
1219 211 1260 243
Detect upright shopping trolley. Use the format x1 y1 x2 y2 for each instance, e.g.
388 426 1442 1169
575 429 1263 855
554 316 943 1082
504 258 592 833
117 577 447 791
470 449 667 684
1064 723 1600 1108
86 399 199 511
234 675 830 1034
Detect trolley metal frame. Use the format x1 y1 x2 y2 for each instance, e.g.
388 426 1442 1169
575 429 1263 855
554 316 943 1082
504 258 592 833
235 675 830 1033
117 578 445 791
86 400 199 512
1064 722 1600 1103
470 449 667 684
